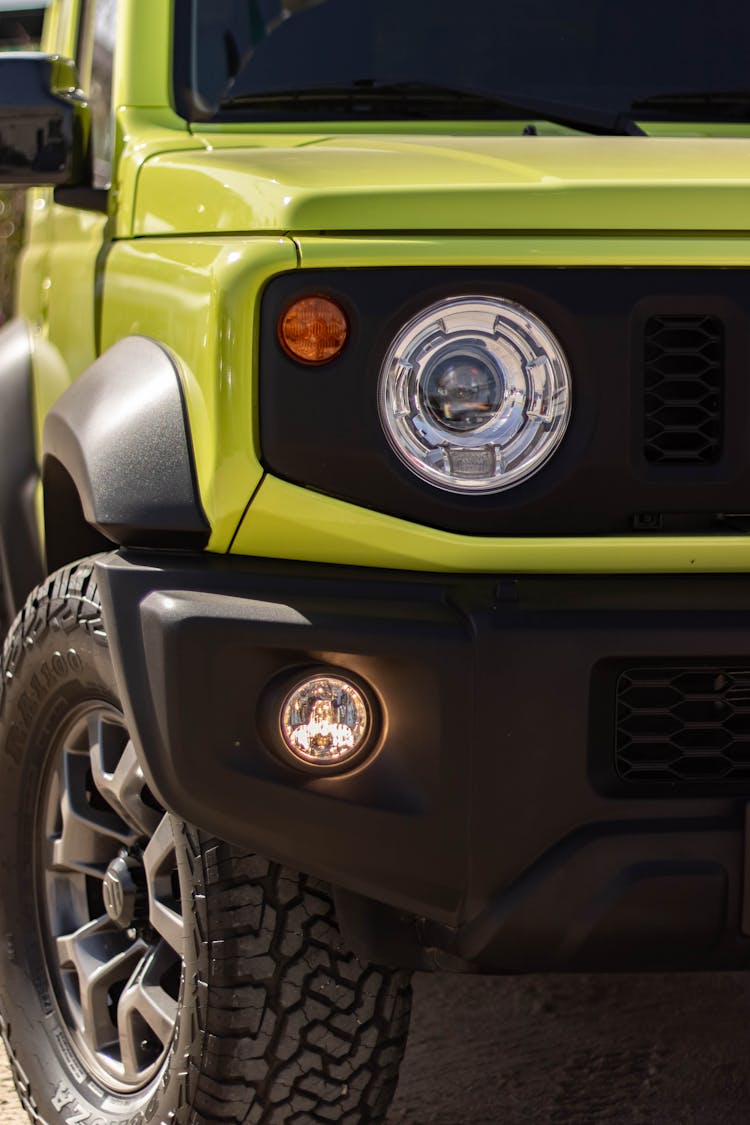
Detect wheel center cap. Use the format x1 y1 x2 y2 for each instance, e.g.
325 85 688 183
103 856 139 928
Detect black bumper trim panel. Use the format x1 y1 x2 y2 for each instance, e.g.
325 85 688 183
97 551 473 925
97 552 750 971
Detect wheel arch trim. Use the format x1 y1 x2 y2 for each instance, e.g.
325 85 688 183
0 318 44 618
42 334 210 572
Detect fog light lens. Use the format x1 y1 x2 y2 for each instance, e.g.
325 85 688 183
280 674 371 766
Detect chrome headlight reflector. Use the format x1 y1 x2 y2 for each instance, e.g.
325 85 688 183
378 296 572 493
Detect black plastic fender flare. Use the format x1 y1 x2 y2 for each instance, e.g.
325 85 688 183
42 335 209 572
0 318 44 618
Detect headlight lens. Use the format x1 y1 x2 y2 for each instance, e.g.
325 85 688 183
423 347 504 433
378 296 572 493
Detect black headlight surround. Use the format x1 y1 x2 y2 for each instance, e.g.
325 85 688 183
259 267 748 537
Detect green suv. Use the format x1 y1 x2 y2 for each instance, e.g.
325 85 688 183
1 1 750 1122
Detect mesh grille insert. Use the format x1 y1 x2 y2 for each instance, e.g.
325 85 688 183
616 666 750 783
644 315 724 464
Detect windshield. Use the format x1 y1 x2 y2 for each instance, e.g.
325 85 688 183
173 0 750 125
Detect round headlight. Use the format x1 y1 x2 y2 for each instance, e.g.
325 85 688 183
378 296 572 493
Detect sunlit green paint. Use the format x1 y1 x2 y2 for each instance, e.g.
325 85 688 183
193 119 750 139
99 235 297 552
232 479 750 574
40 203 106 398
40 0 77 56
16 0 750 573
27 208 103 469
114 107 202 238
133 136 750 238
16 193 51 329
293 234 750 269
110 0 199 237
116 0 173 109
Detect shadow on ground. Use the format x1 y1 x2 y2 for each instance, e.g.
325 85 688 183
387 971 750 1125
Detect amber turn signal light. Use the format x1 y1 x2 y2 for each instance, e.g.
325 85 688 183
278 295 348 365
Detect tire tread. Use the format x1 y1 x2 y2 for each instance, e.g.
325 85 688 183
189 837 412 1124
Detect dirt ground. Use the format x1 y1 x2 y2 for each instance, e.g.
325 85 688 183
3 970 750 1124
0 1050 26 1125
388 970 750 1125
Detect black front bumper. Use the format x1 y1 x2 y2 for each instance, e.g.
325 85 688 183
97 552 750 973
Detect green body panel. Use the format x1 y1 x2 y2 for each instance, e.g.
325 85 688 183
99 235 297 551
192 120 750 139
133 136 750 238
232 477 750 574
40 0 78 56
117 0 173 109
15 0 750 572
293 234 750 269
41 203 106 401
15 192 51 332
113 108 200 239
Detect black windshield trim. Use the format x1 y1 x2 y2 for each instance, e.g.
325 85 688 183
633 90 750 120
216 81 645 135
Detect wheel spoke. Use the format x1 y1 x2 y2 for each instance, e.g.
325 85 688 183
56 914 113 977
149 898 183 955
143 815 184 955
59 748 138 852
90 721 161 838
38 700 182 1090
57 915 148 1052
51 783 113 879
117 946 179 1084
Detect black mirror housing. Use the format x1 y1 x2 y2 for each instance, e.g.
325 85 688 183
0 53 90 187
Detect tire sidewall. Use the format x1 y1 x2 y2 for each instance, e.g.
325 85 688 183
0 575 204 1125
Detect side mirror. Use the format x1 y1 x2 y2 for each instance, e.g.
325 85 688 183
0 52 89 187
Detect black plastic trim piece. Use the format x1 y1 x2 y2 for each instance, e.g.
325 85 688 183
53 185 109 213
42 336 209 571
97 551 750 971
260 268 750 536
0 319 44 618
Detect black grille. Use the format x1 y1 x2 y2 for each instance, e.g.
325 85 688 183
644 315 724 464
616 666 750 783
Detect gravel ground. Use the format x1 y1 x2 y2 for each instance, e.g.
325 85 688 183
0 1050 26 1125
2 970 750 1123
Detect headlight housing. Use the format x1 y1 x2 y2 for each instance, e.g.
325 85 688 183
378 296 572 493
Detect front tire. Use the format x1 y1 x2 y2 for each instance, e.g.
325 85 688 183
0 560 412 1124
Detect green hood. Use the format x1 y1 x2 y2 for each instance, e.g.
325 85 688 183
133 134 750 237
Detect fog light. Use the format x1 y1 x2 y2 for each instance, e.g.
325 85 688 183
279 673 372 768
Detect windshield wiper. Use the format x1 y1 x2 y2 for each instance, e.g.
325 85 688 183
219 80 645 136
632 90 750 118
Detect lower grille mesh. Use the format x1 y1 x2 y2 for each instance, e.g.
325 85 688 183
616 666 750 782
